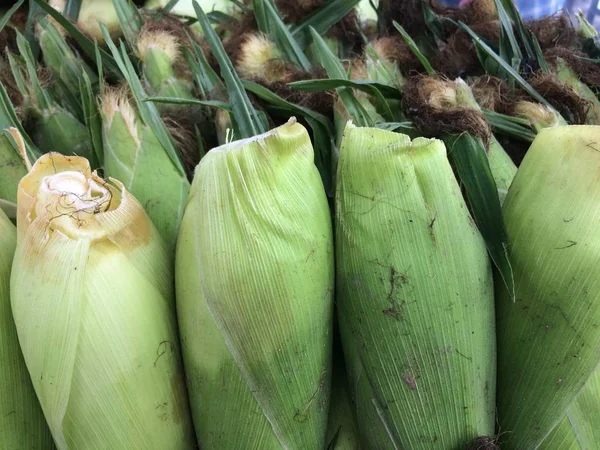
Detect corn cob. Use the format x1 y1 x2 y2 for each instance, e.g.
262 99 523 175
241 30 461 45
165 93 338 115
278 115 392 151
335 123 495 449
137 29 194 104
496 125 600 449
10 152 196 450
176 119 334 449
100 88 190 251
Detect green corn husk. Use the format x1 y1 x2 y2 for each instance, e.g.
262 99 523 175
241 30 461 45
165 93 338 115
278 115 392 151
339 318 395 449
540 416 582 450
407 77 517 203
100 88 190 252
565 369 600 447
0 128 28 204
540 363 600 449
37 17 98 110
10 152 196 450
325 342 360 450
137 30 194 104
496 125 600 449
8 35 95 164
445 78 517 202
360 41 405 122
1 206 55 449
335 123 496 450
175 119 334 449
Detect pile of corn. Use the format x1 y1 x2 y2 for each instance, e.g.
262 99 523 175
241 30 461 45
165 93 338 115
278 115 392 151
1 0 600 449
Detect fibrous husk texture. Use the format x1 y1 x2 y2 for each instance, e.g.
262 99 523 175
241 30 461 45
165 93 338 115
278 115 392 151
434 21 500 77
402 75 491 143
465 436 500 450
527 14 578 50
469 75 517 114
545 46 600 89
529 72 590 125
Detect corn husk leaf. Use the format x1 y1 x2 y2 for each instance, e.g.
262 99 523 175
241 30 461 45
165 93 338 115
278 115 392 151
100 89 189 252
325 347 360 450
1 205 55 450
291 0 361 50
0 0 25 31
193 1 268 139
0 82 41 164
339 317 397 449
243 80 335 195
309 28 373 128
9 33 95 164
496 125 600 449
540 416 582 450
10 152 196 450
0 128 28 204
176 119 334 448
335 123 496 450
37 17 98 116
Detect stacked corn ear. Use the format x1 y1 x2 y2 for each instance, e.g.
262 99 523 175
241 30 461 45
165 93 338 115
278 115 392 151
36 16 99 114
335 123 496 449
176 119 334 449
100 88 190 251
1 206 55 449
512 100 567 134
496 125 600 449
8 34 95 164
551 57 600 125
10 153 196 449
444 78 517 202
137 29 195 106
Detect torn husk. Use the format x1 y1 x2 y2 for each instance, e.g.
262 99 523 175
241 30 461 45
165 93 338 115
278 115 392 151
10 152 196 449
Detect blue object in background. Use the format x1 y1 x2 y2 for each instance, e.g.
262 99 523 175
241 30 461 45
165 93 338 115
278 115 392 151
437 0 567 20
517 0 567 20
